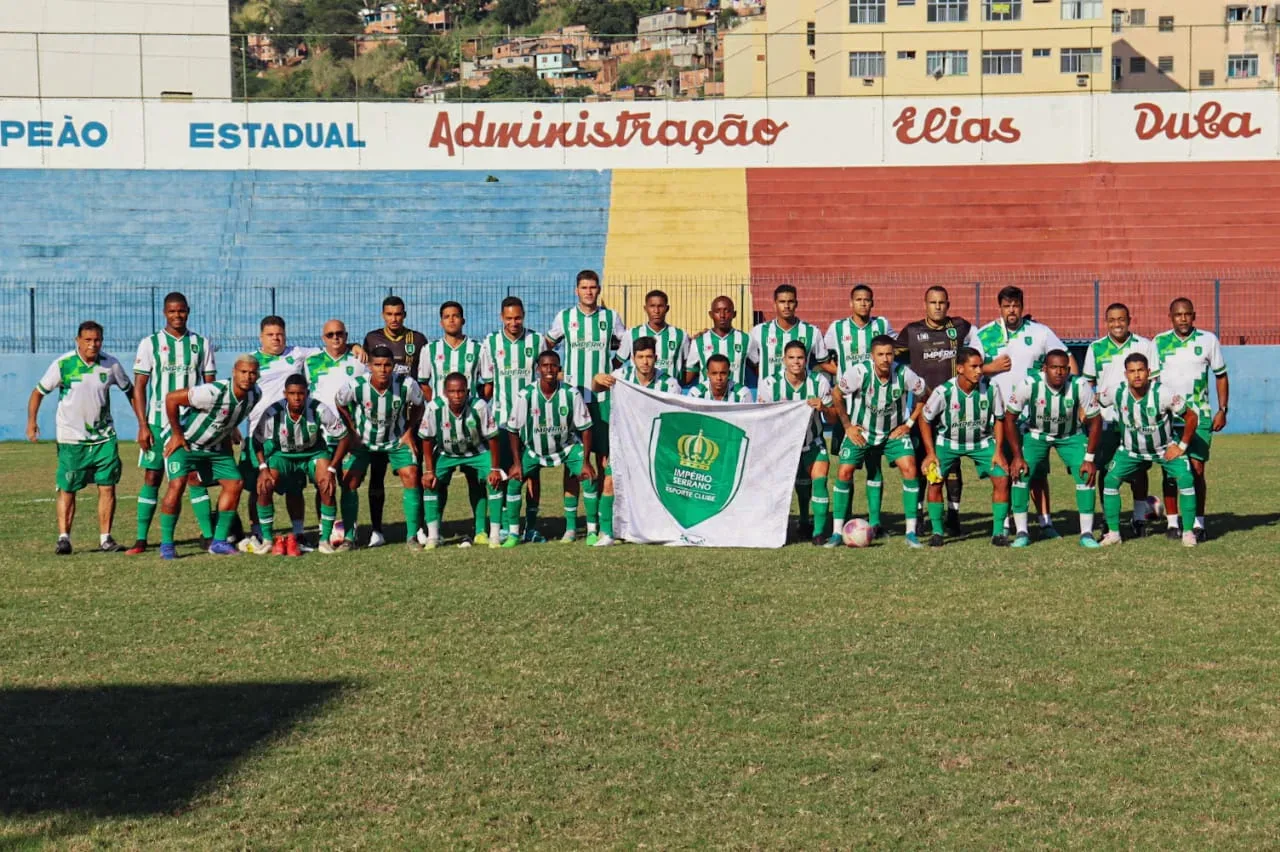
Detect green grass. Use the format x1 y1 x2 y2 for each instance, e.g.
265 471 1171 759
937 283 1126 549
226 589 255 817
2 436 1278 847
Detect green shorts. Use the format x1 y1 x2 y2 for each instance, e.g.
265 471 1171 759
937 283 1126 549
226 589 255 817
838 434 913 473
56 439 121 492
434 452 489 483
266 447 329 495
167 446 241 483
1105 447 1193 490
1174 420 1212 462
520 443 585 477
935 443 1006 480
138 424 167 472
1096 425 1122 471
1020 431 1088 482
344 443 419 476
587 399 609 458
797 438 830 474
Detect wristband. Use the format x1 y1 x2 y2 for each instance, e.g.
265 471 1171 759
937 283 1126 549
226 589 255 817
1083 452 1095 462
258 461 268 470
1176 440 1187 451
904 417 915 429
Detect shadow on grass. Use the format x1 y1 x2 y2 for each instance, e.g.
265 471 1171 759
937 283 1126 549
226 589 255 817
0 680 350 817
1211 513 1280 536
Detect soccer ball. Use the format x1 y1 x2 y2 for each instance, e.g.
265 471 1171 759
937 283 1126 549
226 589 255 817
1135 495 1166 522
842 518 874 548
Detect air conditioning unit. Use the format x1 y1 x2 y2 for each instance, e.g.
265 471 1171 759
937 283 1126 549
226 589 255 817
862 77 876 85
1076 73 1090 87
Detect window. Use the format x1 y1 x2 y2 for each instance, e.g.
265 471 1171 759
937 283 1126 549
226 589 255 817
1062 0 1101 19
982 48 1022 74
1226 6 1247 22
984 0 1021 20
806 22 815 47
1129 56 1145 73
1158 15 1174 30
806 71 816 95
1130 8 1145 24
1112 9 1123 32
1227 53 1259 77
928 0 969 21
1199 69 1215 86
926 49 969 74
849 50 886 77
1112 56 1122 81
1061 47 1102 73
899 0 916 4
1032 47 1052 57
1158 55 1173 72
897 50 917 59
850 0 887 23
1252 5 1268 21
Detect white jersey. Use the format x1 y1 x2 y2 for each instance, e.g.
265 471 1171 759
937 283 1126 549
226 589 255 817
687 379 753 403
627 323 693 379
479 328 545 427
824 316 896 375
690 328 751 385
420 397 498 459
183 380 261 452
418 336 484 399
748 319 830 378
545 305 630 401
757 370 832 448
304 349 368 419
973 318 1067 404
253 398 347 455
132 330 216 432
1082 333 1158 423
1153 327 1227 420
249 345 320 435
36 351 133 444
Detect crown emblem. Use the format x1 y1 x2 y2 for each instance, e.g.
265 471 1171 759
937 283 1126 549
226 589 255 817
677 429 719 471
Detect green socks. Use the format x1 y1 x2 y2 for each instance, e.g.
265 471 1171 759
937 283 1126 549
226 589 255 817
563 494 579 534
991 500 1009 538
810 476 829 539
901 481 920 534
505 479 523 534
258 501 275 540
159 510 179 546
865 476 883 527
136 482 160 541
468 480 487 537
487 486 503 540
831 480 851 531
599 494 614 537
404 487 423 542
189 485 214 538
340 489 359 529
214 510 235 541
319 504 336 542
582 485 599 535
928 500 945 536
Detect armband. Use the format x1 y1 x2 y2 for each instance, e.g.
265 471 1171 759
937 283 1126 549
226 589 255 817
904 417 915 429
258 461 268 471
1176 441 1188 452
1083 452 1095 462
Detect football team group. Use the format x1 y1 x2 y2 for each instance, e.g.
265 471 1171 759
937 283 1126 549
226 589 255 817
26 271 1229 556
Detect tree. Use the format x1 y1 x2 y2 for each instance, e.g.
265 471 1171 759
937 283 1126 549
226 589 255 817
494 0 539 27
446 66 555 100
562 84 595 100
569 1 638 41
412 34 460 81
303 0 365 58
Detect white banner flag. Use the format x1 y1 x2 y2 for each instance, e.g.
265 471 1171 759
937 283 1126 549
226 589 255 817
610 381 813 547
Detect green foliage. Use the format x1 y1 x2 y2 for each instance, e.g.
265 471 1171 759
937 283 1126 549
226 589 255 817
302 0 365 58
561 84 595 99
568 0 638 41
446 65 555 100
494 0 540 27
618 51 672 87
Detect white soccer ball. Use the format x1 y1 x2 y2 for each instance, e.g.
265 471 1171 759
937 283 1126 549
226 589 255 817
842 518 874 548
1140 495 1166 521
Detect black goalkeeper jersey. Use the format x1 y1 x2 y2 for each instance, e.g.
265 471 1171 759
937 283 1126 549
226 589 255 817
895 317 975 393
363 327 429 380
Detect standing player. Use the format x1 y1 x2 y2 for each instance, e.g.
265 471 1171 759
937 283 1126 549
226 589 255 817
362 295 429 546
419 301 483 400
1098 353 1198 548
748 284 833 381
690 296 752 387
687 354 753 402
824 285 896 376
504 350 596 547
252 375 351 555
627 290 695 385
420 373 504 549
545 269 627 543
305 319 368 547
757 340 834 545
334 347 425 551
157 355 262 559
480 296 547 544
27 321 133 554
592 336 682 547
128 291 217 554
918 347 1011 547
1004 350 1103 549
828 335 927 548
1153 298 1229 541
895 286 981 537
1082 303 1158 535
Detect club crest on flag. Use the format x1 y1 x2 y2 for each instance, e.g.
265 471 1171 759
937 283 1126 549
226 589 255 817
648 412 748 528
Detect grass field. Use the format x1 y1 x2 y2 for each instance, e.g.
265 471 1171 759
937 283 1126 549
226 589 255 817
2 436 1279 848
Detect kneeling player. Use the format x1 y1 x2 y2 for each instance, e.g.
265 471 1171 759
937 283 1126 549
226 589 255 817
420 373 505 549
919 347 1011 547
1098 353 1198 548
757 340 834 545
686 354 753 402
252 375 350 555
1004 350 1103 549
829 335 927 547
504 351 595 546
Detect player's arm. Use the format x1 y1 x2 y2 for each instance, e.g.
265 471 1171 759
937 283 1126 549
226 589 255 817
592 371 617 392
25 387 46 442
1002 407 1026 480
1165 397 1198 461
420 434 437 490
163 388 195 455
918 387 945 470
486 433 504 489
329 430 352 474
573 391 595 480
1213 372 1230 432
1079 409 1103 486
132 341 155 448
991 415 1008 472
252 419 272 468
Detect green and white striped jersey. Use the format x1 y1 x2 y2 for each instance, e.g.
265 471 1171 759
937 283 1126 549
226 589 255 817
253 398 346 455
249 345 320 435
36 351 133 444
1082 332 1158 423
1111 380 1188 460
546 306 629 397
758 370 832 447
418 336 483 399
133 330 216 432
686 379 753 403
836 363 926 445
1005 374 1099 441
973 318 1066 403
419 397 497 459
334 374 424 452
627 323 692 379
305 349 368 418
182 380 261 452
507 383 592 467
479 329 545 427
923 378 1004 452
1153 328 1227 420
748 319 830 379
598 363 681 422
690 328 751 385
824 316 896 375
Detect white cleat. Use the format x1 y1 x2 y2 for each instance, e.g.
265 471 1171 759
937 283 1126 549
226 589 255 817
1099 531 1123 547
1181 531 1198 548
238 535 273 555
457 538 473 549
424 537 440 550
416 528 429 546
366 530 386 548
329 521 346 547
317 541 337 555
592 534 616 547
560 530 577 543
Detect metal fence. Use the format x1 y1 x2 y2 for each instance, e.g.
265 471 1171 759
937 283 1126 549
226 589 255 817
5 271 1277 356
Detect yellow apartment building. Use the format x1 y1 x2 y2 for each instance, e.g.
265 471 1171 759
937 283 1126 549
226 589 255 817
1113 1 1279 91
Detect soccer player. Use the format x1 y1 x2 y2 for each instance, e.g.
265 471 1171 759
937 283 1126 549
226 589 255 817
252 375 351 555
592 335 683 547
27 321 133 554
829 335 927 548
824 285 896 376
420 372 504 549
895 286 980 537
504 350 595 546
748 284 833 380
362 296 429 545
334 346 425 551
690 296 752 386
627 290 695 385
919 347 1011 547
973 286 1074 537
687 353 753 402
305 319 368 548
480 296 547 544
157 354 262 559
420 301 483 400
545 269 627 543
128 291 217 554
1153 298 1229 541
1082 303 1159 535
757 340 834 545
1098 353 1198 548
1004 350 1103 549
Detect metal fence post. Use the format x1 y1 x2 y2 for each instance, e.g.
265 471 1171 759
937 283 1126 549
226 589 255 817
270 286 277 317
973 281 981 326
29 287 36 353
1213 278 1221 337
1093 278 1101 338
